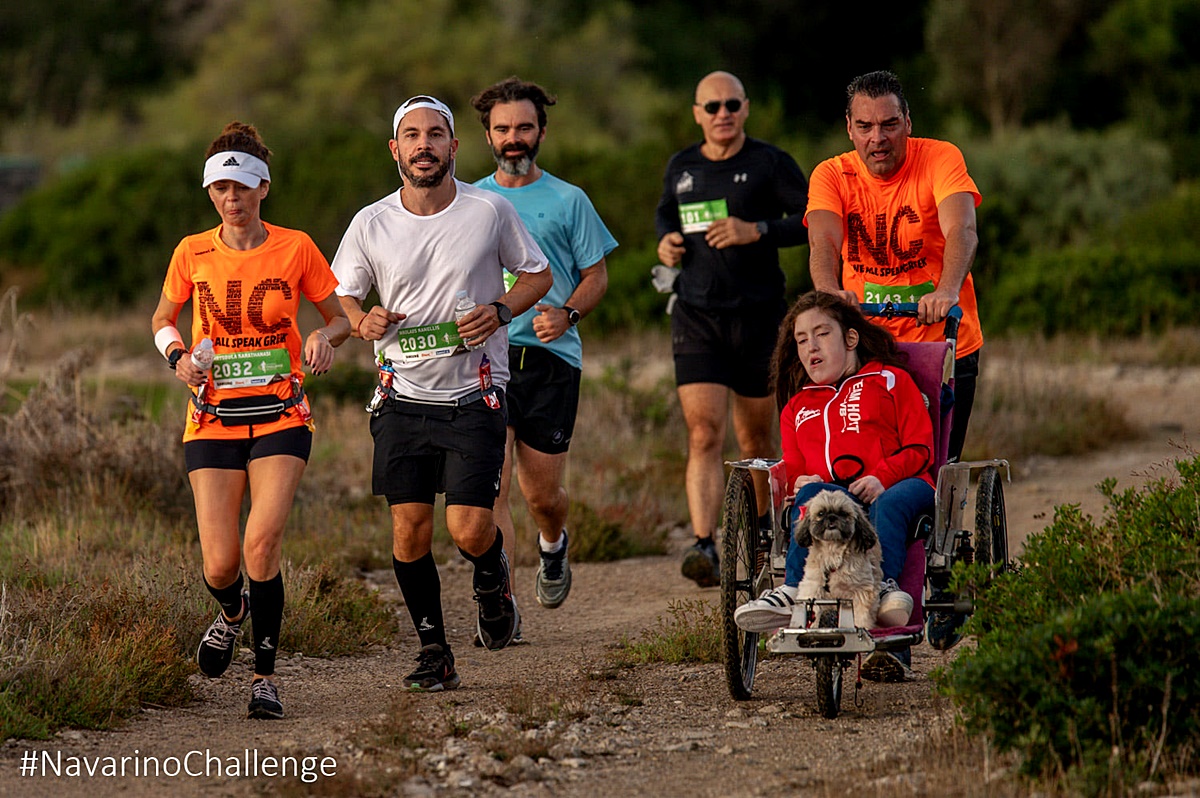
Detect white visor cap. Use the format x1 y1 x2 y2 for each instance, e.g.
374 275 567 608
392 95 455 138
202 151 271 188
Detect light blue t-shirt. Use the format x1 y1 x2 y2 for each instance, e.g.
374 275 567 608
474 171 617 369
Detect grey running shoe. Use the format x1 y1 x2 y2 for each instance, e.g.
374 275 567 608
681 537 720 587
861 648 911 683
474 551 520 650
196 591 249 678
404 644 460 692
535 531 572 609
247 678 284 719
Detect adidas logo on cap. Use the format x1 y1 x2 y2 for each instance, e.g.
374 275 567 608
202 150 270 187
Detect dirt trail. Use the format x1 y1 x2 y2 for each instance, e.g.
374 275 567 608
1 361 1195 797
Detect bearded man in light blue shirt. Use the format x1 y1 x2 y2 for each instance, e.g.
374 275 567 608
471 77 618 621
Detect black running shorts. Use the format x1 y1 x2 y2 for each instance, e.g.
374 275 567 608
506 346 581 455
670 297 786 398
369 390 507 508
183 425 313 472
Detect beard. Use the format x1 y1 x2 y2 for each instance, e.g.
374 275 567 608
492 141 540 177
398 150 452 188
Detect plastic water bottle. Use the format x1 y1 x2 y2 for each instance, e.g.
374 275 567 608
191 337 215 370
454 290 483 350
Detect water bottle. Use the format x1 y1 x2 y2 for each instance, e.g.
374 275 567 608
454 290 483 350
191 337 215 370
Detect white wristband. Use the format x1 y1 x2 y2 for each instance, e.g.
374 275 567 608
154 326 184 359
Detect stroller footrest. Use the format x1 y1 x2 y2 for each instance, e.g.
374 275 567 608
767 626 876 655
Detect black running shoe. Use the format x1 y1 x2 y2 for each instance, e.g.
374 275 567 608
474 551 520 650
681 537 720 587
247 677 284 719
473 618 524 647
196 591 249 678
404 643 461 692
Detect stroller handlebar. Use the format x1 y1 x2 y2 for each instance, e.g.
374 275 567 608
860 302 962 344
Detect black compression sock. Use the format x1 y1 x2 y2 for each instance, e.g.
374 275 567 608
459 528 505 593
248 572 284 676
392 553 447 648
204 573 246 620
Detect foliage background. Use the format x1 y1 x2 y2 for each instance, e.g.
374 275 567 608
2 0 1198 333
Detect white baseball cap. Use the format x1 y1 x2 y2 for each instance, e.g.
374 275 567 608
392 95 455 138
202 151 271 188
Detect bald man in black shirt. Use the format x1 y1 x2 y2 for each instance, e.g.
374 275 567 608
655 70 809 587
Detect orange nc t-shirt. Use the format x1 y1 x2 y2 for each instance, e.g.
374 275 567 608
162 222 339 441
805 138 983 356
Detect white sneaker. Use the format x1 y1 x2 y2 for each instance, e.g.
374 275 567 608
734 585 799 632
877 579 914 627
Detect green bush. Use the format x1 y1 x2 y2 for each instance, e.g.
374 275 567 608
937 457 1200 789
980 181 1200 336
982 244 1200 336
0 149 210 306
966 124 1173 275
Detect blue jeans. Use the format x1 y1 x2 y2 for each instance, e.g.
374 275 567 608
783 478 934 586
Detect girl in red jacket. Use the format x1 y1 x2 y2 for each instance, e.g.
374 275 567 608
735 291 935 681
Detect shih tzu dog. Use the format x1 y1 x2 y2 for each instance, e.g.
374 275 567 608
793 489 883 629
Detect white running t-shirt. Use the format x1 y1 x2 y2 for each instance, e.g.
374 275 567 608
332 180 549 401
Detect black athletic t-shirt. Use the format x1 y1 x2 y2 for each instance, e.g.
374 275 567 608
654 137 809 310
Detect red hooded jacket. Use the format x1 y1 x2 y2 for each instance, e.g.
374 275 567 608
780 360 935 492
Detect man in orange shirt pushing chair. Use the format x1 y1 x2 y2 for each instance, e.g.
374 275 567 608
805 70 985 648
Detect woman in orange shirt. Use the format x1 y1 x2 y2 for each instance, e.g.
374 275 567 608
150 121 349 719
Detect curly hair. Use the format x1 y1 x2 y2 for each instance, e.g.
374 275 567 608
204 120 271 163
470 77 557 129
769 291 909 411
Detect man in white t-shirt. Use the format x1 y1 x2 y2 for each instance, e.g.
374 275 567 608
332 95 551 692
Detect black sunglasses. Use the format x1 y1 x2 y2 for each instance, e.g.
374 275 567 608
697 99 743 115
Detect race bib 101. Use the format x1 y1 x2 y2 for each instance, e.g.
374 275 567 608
679 199 728 234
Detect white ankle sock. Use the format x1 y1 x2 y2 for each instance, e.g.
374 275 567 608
539 532 565 554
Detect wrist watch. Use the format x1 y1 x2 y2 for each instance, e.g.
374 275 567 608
167 347 187 370
490 301 513 326
755 220 769 240
563 306 582 326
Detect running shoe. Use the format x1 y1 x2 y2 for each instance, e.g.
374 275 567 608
734 585 799 632
196 590 250 678
473 618 524 647
534 531 572 609
247 677 284 719
876 578 914 627
861 648 911 683
474 551 520 650
404 644 460 692
681 537 720 587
